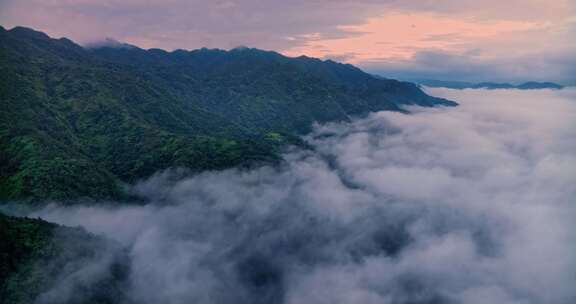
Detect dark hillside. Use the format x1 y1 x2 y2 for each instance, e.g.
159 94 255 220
0 26 455 201
0 212 129 304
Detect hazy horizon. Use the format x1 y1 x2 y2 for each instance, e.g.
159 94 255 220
1 0 574 84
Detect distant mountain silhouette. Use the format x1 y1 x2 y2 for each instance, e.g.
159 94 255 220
415 79 564 90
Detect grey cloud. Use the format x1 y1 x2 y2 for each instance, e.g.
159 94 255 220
384 0 576 21
363 49 576 84
1 0 573 50
322 52 360 62
6 87 575 303
0 0 388 50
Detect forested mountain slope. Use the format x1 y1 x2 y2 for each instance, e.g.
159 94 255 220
0 26 456 201
0 212 129 304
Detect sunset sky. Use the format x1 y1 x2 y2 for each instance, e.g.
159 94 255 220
1 0 575 84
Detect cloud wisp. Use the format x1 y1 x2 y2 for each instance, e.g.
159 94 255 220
13 88 576 304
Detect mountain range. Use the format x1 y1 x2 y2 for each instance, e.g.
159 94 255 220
0 26 455 202
414 79 565 90
0 26 460 302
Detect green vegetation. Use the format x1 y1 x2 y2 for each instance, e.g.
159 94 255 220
0 26 457 303
0 26 455 202
0 212 129 304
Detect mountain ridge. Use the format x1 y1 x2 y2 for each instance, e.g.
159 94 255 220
0 26 456 202
414 79 565 90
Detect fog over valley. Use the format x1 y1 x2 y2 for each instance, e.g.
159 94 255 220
4 87 575 304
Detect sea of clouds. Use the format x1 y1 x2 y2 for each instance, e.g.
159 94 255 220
11 87 576 304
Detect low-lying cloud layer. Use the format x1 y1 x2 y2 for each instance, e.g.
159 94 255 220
13 88 576 303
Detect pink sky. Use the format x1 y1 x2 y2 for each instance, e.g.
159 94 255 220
1 0 574 83
283 12 546 63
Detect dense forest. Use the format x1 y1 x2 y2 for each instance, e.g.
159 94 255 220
0 26 457 302
0 26 455 202
0 213 129 304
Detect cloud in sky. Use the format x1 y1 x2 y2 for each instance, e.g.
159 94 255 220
0 1 574 80
6 87 576 303
362 47 576 84
282 12 543 60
